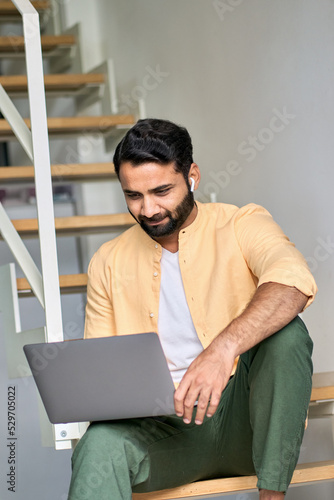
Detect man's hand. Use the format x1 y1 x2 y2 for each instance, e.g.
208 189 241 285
174 336 237 425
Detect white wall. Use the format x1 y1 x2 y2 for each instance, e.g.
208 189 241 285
88 0 334 376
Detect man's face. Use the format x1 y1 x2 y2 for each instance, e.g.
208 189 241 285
119 161 196 239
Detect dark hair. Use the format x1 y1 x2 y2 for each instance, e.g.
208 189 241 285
113 118 193 181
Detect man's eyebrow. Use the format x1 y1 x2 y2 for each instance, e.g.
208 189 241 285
123 184 174 194
150 184 174 192
123 188 140 195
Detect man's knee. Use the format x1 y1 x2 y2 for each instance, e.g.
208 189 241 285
259 316 313 364
70 426 116 500
244 316 313 387
70 422 136 499
72 420 150 478
72 422 129 469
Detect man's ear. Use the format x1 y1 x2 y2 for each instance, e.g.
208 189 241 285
188 163 201 191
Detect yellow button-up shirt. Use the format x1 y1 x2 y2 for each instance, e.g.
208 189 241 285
84 202 317 347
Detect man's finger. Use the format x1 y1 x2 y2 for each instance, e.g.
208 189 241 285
194 390 212 425
181 387 201 423
174 380 191 417
205 391 221 418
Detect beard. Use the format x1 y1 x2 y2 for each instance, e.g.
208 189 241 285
129 190 195 239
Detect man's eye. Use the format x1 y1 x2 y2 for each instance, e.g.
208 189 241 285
126 193 140 200
156 189 170 196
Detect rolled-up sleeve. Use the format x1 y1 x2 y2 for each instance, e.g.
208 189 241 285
234 204 317 309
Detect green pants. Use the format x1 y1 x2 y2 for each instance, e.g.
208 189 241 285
68 316 313 499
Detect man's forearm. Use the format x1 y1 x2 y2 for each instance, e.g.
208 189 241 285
174 281 308 424
215 282 308 359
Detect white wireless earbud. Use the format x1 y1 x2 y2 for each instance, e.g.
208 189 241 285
189 177 195 192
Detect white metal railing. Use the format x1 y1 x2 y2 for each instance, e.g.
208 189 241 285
0 203 44 307
0 0 63 343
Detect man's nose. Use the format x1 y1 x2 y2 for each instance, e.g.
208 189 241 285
140 196 160 218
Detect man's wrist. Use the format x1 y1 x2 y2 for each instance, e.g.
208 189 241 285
212 325 240 360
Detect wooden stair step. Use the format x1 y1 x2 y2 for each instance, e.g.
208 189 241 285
17 273 88 296
310 385 334 402
0 34 76 54
0 1 50 18
0 163 116 184
8 213 134 238
132 461 334 499
0 115 135 140
0 73 105 95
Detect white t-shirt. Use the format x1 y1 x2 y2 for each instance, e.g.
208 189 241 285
158 248 204 384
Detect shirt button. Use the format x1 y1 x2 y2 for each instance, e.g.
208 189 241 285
153 272 158 277
149 313 154 318
155 244 158 249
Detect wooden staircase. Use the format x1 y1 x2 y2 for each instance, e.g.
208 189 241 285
0 1 137 458
0 3 136 291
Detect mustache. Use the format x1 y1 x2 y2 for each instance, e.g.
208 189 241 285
127 208 169 224
139 213 171 223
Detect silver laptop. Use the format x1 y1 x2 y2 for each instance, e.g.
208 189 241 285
23 333 176 424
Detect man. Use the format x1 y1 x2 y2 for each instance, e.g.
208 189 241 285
68 118 317 500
